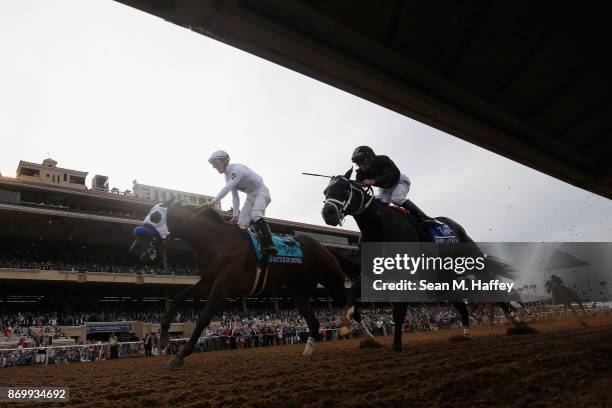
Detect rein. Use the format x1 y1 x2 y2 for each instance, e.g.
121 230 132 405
172 204 229 237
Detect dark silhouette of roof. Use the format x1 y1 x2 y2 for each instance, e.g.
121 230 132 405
115 0 612 199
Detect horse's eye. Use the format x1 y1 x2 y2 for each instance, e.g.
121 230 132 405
150 211 162 224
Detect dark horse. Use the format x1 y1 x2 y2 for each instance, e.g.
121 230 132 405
130 198 352 368
321 170 528 351
545 274 587 317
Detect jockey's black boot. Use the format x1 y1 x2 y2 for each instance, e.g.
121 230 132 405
400 199 437 229
253 218 278 256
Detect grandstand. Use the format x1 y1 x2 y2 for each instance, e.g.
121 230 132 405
0 158 360 346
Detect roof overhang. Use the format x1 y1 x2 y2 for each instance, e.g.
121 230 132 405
114 0 612 200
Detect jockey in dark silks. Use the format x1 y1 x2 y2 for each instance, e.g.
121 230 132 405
351 146 434 228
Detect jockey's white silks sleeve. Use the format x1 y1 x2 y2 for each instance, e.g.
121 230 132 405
231 189 240 217
212 171 242 203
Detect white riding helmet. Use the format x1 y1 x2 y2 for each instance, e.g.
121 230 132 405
208 150 230 164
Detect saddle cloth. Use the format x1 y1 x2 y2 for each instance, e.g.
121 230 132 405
241 228 304 297
242 228 304 263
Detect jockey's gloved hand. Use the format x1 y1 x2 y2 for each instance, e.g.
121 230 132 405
362 179 376 187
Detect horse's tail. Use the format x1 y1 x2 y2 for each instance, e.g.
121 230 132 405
485 255 518 281
437 216 518 281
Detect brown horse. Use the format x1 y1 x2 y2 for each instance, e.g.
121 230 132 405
130 199 352 368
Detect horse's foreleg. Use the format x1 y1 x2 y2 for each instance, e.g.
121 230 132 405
392 302 408 352
289 287 319 356
160 285 195 349
167 287 225 369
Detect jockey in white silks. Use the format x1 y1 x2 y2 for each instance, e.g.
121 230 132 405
202 150 277 255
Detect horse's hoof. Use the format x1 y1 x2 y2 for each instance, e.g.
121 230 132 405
448 335 471 343
506 324 538 335
167 357 184 369
392 343 403 352
339 325 353 337
302 337 315 356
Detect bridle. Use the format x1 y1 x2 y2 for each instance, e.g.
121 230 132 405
323 177 374 226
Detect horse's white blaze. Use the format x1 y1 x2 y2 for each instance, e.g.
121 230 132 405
303 336 315 356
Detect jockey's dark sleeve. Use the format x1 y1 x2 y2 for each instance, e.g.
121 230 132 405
373 156 400 188
355 155 400 188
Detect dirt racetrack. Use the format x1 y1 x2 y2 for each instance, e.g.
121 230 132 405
2 314 611 408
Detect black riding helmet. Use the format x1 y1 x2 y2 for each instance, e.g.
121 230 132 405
351 146 375 164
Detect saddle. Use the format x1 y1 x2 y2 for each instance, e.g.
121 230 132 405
389 205 459 244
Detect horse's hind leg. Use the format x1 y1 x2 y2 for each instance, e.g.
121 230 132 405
167 286 225 369
324 275 353 336
498 302 522 326
452 302 470 336
347 277 362 324
578 301 588 317
317 250 353 336
289 286 319 356
568 303 579 318
392 302 408 352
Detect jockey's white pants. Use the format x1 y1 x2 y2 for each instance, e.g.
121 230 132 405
238 185 271 225
376 174 411 205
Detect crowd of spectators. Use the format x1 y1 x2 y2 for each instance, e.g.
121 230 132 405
3 303 608 368
0 341 144 368
1 313 66 344
19 199 147 220
0 244 196 276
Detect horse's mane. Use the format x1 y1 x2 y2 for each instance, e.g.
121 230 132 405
182 205 227 224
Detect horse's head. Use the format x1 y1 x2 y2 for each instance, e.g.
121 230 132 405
321 168 373 226
129 198 176 262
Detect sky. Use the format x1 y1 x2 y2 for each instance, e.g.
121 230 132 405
1 0 611 242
